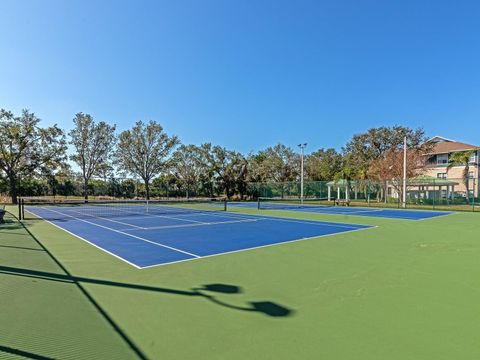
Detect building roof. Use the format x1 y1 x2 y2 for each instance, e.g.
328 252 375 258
326 179 358 186
408 175 459 186
426 136 478 154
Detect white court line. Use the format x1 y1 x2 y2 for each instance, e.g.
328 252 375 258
65 208 147 229
117 208 209 224
314 207 454 220
185 212 257 220
262 205 453 220
26 206 376 269
66 203 211 225
23 209 142 269
188 209 367 229
251 215 367 229
38 207 201 258
412 211 456 221
140 225 377 269
122 218 259 232
328 208 385 215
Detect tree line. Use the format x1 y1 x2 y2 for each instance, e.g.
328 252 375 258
0 108 436 204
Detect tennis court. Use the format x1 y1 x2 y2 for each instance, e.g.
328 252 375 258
232 200 453 220
21 198 373 268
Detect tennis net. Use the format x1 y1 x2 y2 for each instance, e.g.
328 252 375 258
257 197 333 210
20 197 227 221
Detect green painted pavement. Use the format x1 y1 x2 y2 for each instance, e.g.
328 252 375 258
1 206 480 359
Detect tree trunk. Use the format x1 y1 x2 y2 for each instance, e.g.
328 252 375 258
9 174 18 205
145 180 150 200
83 178 89 200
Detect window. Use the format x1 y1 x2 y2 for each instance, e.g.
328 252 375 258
437 173 447 179
436 154 448 164
469 152 478 164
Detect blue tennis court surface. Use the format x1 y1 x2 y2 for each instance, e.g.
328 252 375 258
229 202 452 220
25 206 373 268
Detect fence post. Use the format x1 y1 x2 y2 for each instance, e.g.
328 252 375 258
432 182 435 210
473 178 476 212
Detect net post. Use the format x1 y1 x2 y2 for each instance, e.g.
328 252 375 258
21 198 25 220
223 198 227 211
18 198 22 220
257 198 261 210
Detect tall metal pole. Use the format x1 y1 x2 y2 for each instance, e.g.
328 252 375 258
402 136 407 208
298 143 307 204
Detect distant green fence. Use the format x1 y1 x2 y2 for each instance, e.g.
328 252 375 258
247 177 479 212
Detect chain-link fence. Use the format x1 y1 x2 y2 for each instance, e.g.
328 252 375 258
0 174 221 201
247 176 479 212
1 174 479 211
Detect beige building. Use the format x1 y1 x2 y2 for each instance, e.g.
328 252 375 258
424 136 479 198
383 136 479 202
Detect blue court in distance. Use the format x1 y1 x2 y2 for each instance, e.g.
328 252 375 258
230 201 452 220
25 204 373 268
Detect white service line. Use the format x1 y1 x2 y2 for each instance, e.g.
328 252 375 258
127 210 209 224
250 215 367 229
25 210 143 269
65 208 147 229
193 208 367 229
39 207 201 258
185 212 257 220
332 208 385 215
123 218 259 232
140 225 377 269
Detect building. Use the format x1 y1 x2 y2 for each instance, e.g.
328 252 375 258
374 136 479 203
324 136 479 203
424 136 479 198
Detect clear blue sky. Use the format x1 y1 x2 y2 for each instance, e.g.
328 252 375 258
1 0 479 155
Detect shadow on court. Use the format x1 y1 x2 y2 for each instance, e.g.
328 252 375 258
0 344 54 360
0 265 293 318
1 211 293 359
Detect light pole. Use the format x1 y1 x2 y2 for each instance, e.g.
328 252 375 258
298 143 307 204
402 136 407 208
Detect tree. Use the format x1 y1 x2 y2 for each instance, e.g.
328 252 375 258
305 148 343 181
252 144 299 183
368 147 428 200
0 109 67 204
200 144 247 199
447 150 477 203
94 162 115 183
69 113 116 199
171 144 203 198
115 120 179 199
246 152 269 183
343 126 429 178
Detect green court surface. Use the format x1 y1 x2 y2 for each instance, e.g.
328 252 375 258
1 205 480 359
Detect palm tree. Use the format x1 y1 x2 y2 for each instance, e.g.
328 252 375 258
447 150 477 203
